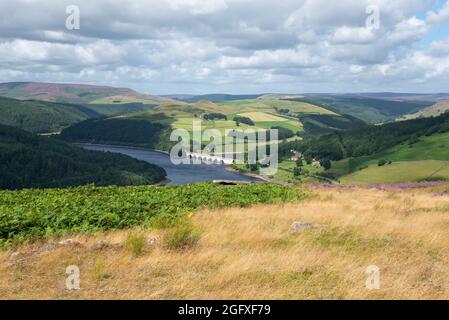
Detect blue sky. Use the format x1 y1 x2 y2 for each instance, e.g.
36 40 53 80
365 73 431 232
1 0 449 94
420 0 449 45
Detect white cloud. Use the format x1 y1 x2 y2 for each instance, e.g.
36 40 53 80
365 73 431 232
166 0 228 15
333 27 376 44
0 0 448 93
219 48 320 69
427 1 449 24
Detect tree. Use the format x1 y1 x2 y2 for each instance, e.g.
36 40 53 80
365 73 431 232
233 116 255 126
249 163 259 172
293 167 302 177
304 154 313 165
271 126 295 140
320 159 332 170
296 159 304 167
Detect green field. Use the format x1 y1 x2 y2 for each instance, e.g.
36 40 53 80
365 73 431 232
127 98 313 144
274 160 323 183
172 117 256 135
57 94 373 152
219 98 335 115
340 160 449 184
330 131 449 178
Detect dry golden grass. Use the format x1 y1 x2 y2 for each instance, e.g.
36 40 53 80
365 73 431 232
2 187 449 300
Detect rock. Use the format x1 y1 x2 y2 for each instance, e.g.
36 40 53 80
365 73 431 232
92 240 122 250
290 221 326 233
9 252 24 262
92 240 110 250
40 242 57 253
147 236 157 247
213 180 253 185
58 239 83 247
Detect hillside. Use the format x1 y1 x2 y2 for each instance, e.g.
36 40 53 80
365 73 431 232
166 94 264 103
59 118 173 150
293 95 433 124
0 124 167 189
279 111 449 184
399 100 449 120
294 112 449 162
2 185 449 299
330 130 449 184
0 96 101 133
0 82 167 105
59 97 364 150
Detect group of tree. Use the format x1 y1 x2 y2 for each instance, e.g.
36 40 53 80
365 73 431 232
203 113 227 121
234 116 255 126
59 118 172 150
271 126 295 140
277 108 290 114
0 124 167 190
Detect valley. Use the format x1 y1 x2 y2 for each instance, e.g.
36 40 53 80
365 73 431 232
2 82 449 187
1 83 449 302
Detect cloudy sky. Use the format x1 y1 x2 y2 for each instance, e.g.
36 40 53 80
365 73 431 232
1 0 449 94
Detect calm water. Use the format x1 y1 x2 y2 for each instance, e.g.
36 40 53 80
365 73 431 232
79 143 261 185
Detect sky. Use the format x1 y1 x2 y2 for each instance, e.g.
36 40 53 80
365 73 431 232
1 0 449 94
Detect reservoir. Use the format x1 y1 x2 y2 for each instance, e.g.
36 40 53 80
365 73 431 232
79 143 261 185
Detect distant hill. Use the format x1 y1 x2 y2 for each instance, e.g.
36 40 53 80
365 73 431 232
398 100 449 121
0 82 167 105
293 95 434 124
0 124 166 189
59 96 372 151
166 94 264 103
0 96 101 133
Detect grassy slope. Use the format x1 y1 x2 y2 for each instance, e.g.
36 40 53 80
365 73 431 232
3 187 449 299
331 131 449 184
297 95 433 124
399 101 449 120
83 103 158 117
340 161 449 184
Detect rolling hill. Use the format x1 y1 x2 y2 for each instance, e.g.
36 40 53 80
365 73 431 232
0 124 167 189
0 96 101 133
59 96 365 150
165 94 264 103
293 95 434 124
398 100 449 121
0 82 167 105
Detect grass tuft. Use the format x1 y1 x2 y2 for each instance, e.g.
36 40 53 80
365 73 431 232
125 232 146 257
163 223 202 251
